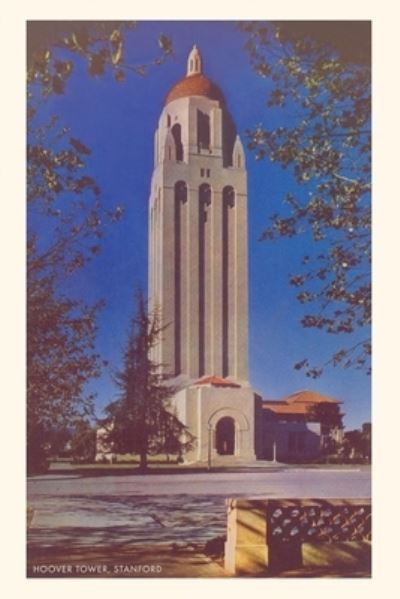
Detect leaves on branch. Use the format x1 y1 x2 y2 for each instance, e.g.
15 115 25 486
306 402 343 453
158 34 173 55
27 270 104 471
241 21 371 376
69 138 91 155
89 51 108 77
27 22 173 101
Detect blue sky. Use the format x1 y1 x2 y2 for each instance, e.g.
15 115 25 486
32 21 371 430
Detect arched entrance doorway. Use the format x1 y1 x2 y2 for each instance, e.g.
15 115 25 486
216 417 235 455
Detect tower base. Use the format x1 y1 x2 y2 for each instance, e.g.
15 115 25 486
172 380 257 464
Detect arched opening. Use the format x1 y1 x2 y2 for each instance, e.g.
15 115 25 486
222 186 235 377
222 111 236 167
197 110 210 151
174 182 187 375
198 183 211 376
199 183 211 207
223 185 235 208
216 417 235 455
175 180 187 203
171 123 183 161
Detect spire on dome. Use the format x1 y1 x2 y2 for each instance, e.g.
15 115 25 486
187 45 203 76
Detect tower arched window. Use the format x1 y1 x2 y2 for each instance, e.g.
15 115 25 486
172 123 184 162
222 186 235 376
223 185 235 208
175 180 187 203
173 181 187 375
199 183 211 209
197 110 210 151
198 183 212 376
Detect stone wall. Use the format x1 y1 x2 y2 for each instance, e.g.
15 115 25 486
224 498 371 575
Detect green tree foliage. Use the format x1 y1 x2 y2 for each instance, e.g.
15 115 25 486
240 21 371 377
27 269 103 472
102 291 194 470
27 21 173 277
307 402 344 430
27 21 173 95
41 426 71 458
343 422 371 462
27 22 173 473
69 420 97 463
306 402 344 454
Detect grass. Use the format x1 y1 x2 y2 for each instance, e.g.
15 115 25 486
40 460 371 478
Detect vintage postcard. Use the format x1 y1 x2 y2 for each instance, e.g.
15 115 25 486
25 19 371 581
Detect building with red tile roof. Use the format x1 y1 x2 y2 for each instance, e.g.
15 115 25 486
259 390 344 462
262 389 342 417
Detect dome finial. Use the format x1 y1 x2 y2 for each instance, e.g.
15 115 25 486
187 45 202 76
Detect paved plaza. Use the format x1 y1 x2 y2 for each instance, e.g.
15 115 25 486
27 466 371 577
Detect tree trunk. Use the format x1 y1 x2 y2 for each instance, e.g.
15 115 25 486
139 428 148 472
139 450 147 472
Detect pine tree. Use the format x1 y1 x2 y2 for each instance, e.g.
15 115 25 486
102 291 194 470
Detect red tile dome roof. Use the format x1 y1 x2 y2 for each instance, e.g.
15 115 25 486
165 73 225 106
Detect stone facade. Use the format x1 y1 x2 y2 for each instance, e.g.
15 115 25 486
149 47 248 384
173 381 256 463
224 498 371 575
148 46 256 464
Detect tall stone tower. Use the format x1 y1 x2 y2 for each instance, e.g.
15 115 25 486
149 46 256 463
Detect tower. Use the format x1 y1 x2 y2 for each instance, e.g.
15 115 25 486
148 46 256 463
